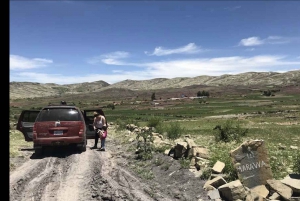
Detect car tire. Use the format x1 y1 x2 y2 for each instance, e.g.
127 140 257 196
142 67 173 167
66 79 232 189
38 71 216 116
34 146 43 155
79 138 87 152
79 143 86 152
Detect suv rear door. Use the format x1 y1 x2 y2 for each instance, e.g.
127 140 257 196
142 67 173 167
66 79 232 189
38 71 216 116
16 110 40 141
35 107 84 138
83 109 99 139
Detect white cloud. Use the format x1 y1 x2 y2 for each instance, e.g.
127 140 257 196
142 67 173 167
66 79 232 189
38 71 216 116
141 55 295 78
11 55 300 84
239 36 294 47
224 6 241 11
146 43 202 56
10 71 149 85
10 55 53 70
87 51 130 65
239 37 264 47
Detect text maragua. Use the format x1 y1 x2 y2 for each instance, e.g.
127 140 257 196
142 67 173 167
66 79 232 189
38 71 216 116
236 160 266 173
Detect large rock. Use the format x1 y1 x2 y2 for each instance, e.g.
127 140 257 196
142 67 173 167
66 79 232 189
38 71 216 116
230 140 273 188
188 146 210 159
268 192 280 200
174 142 188 158
185 138 196 149
207 189 221 200
204 176 227 189
218 180 247 201
152 136 162 145
281 174 300 195
251 185 269 198
266 179 293 200
245 190 266 201
212 160 225 174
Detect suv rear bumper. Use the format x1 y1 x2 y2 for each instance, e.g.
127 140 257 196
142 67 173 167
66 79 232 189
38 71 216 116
34 136 85 146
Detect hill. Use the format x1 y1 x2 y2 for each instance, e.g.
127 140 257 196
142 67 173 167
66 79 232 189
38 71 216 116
9 70 300 99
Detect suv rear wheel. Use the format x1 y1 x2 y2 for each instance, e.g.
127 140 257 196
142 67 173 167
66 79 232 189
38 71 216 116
78 138 87 152
34 145 43 155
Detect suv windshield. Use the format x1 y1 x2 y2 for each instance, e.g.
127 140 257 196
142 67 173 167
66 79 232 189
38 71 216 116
36 108 81 121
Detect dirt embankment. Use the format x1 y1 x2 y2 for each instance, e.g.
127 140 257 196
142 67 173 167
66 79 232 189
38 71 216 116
10 128 209 201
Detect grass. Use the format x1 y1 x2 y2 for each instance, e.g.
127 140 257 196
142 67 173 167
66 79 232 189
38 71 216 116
10 91 300 179
9 130 32 158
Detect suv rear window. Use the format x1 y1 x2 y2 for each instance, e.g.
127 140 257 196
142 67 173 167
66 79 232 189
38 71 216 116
36 108 81 122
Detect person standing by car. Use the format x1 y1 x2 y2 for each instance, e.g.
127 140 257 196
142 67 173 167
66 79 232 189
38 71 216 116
98 124 107 151
91 109 108 150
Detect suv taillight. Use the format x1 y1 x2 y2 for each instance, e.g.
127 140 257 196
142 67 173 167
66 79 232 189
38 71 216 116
33 123 37 139
79 122 84 136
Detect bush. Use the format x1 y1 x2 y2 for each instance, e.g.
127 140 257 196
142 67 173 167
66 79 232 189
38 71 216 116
200 168 212 180
166 122 184 139
136 129 154 161
179 158 190 169
153 144 172 153
155 123 165 134
213 120 248 143
107 103 115 110
115 118 127 131
147 116 162 128
115 118 139 131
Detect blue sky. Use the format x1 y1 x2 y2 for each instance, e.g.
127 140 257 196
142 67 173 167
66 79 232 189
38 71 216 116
10 1 300 85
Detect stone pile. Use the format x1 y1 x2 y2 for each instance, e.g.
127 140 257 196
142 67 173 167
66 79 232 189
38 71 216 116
124 125 300 201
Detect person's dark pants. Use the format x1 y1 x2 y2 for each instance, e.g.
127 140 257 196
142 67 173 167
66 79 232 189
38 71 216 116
93 129 100 147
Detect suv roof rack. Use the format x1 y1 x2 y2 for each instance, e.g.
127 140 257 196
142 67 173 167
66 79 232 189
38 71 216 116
48 101 76 106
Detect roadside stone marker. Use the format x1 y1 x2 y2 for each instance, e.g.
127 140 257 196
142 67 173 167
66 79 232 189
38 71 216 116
230 139 273 188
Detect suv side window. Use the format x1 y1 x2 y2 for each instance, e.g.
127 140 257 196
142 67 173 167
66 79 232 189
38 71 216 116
36 108 81 121
22 111 39 122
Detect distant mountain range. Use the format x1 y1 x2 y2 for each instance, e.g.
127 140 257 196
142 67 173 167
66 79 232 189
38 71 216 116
9 70 300 99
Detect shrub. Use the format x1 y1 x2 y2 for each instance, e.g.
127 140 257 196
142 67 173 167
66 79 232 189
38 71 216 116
147 116 162 128
136 129 154 161
213 120 248 143
107 103 115 110
153 144 172 153
115 118 139 131
166 122 183 139
200 168 212 180
155 123 165 134
179 157 190 169
115 118 127 131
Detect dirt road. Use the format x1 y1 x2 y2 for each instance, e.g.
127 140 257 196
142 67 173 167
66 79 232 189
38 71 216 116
10 130 209 201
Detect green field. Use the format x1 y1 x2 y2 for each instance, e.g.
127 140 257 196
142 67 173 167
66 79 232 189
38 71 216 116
9 91 300 179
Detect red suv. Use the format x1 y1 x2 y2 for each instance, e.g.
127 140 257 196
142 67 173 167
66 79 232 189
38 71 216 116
17 102 87 155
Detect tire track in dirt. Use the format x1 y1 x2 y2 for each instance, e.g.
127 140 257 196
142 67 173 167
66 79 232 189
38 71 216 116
41 153 86 201
57 146 106 201
10 130 209 201
10 157 58 201
10 149 95 201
